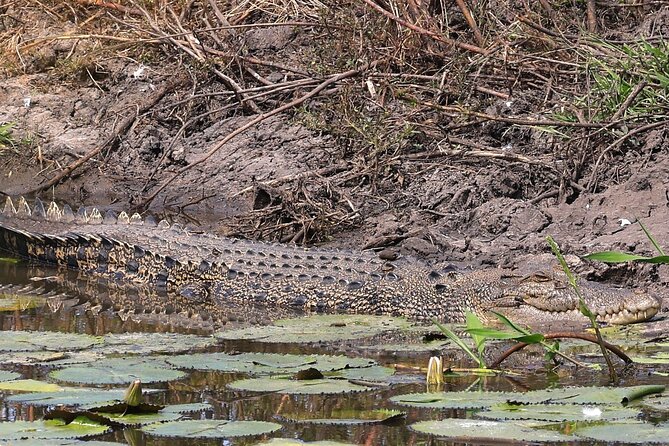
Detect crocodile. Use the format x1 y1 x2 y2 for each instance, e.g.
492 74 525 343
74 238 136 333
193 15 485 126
0 196 661 327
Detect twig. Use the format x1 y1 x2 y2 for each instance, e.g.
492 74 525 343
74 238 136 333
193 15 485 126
587 119 668 191
610 81 647 121
212 67 262 114
140 61 378 208
238 55 309 77
230 164 349 198
403 139 548 166
27 76 188 195
587 0 597 33
455 0 484 47
530 189 558 204
74 0 141 15
414 98 624 128
358 0 487 55
475 85 509 99
490 332 633 368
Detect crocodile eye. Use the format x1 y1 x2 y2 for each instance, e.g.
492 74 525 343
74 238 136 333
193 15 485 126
435 284 449 293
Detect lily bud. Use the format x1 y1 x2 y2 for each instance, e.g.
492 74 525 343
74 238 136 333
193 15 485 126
123 379 143 407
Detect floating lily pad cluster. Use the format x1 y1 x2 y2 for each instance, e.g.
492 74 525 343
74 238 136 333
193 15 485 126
215 314 410 343
1 314 668 443
391 385 668 442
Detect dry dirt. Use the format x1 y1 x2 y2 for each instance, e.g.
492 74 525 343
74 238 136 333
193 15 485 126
1 2 668 310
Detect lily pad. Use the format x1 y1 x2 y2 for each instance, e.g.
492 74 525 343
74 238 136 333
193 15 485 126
142 419 281 438
391 385 665 410
162 403 214 414
96 332 217 355
632 352 669 364
0 370 20 381
7 389 128 408
257 440 357 445
328 365 395 382
509 385 666 405
0 418 109 441
93 409 182 427
0 379 62 392
167 352 376 375
4 441 124 446
0 350 102 366
642 394 669 412
49 357 186 384
359 339 450 353
0 331 103 352
228 377 373 394
576 421 669 443
478 403 641 422
215 314 409 343
281 408 405 425
390 391 516 409
409 419 574 442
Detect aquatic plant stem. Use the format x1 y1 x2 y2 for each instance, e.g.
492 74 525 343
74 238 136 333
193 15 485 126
546 236 618 383
490 332 632 369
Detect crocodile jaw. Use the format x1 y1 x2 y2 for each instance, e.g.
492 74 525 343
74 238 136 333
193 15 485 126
598 304 660 325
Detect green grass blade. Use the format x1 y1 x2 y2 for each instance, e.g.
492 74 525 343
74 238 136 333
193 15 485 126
466 328 544 344
546 236 577 287
433 320 482 367
492 312 531 335
465 311 487 357
585 252 669 264
584 251 652 262
637 219 665 256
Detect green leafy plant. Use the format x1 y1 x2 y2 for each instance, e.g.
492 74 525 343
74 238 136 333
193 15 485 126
433 311 545 371
0 122 15 150
585 220 669 264
547 236 617 383
581 40 669 121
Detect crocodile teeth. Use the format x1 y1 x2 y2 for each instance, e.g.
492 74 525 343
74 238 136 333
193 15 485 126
103 210 117 224
46 202 62 221
75 206 88 223
118 211 130 224
158 219 170 229
88 208 103 224
129 213 143 225
33 198 46 219
61 204 75 222
2 196 16 215
16 196 31 216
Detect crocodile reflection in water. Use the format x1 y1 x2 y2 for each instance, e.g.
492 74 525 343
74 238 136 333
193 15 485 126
0 196 661 327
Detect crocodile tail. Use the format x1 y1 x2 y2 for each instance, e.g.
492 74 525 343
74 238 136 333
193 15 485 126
0 222 220 292
0 222 105 269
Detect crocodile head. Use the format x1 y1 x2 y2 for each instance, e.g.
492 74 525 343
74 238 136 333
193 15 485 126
487 271 661 325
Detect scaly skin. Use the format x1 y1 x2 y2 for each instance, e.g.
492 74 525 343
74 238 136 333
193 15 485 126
0 197 661 326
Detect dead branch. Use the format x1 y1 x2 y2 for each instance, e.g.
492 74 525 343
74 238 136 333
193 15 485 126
27 75 188 195
610 81 647 121
455 0 484 47
140 61 379 209
231 164 350 198
358 0 487 55
586 119 668 191
74 0 141 15
587 0 597 33
415 98 628 129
